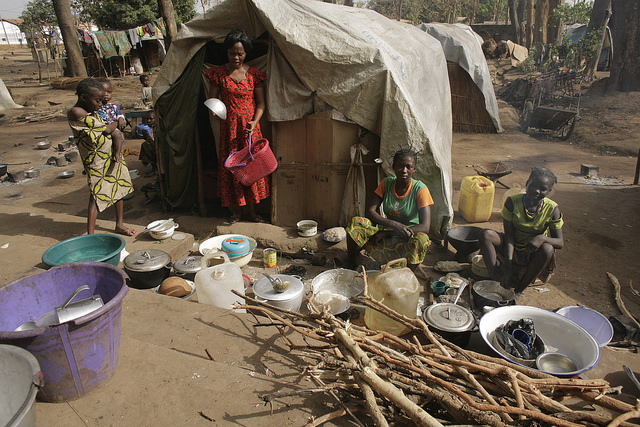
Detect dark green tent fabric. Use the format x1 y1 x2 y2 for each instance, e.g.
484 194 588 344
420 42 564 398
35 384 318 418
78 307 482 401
155 48 206 209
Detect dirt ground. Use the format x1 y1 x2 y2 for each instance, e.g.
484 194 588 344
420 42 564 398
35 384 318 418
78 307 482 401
1 45 639 425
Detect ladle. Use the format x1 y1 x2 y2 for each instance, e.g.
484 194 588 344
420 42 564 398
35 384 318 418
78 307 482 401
452 281 468 305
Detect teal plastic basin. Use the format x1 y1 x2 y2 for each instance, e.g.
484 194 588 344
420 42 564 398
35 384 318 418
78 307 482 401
42 234 126 267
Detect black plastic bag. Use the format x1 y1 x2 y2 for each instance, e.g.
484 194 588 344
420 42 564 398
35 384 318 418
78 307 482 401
494 318 542 360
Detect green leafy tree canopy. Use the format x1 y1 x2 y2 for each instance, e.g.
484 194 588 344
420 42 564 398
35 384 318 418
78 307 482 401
88 0 195 30
18 0 57 45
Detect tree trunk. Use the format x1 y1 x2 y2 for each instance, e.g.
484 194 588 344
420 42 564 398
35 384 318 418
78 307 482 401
52 0 87 77
585 0 612 78
508 0 521 44
157 0 178 50
526 0 534 48
607 0 640 92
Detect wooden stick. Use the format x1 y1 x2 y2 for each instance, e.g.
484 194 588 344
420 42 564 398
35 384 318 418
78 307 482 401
357 294 514 423
360 366 444 427
306 408 351 427
607 272 640 329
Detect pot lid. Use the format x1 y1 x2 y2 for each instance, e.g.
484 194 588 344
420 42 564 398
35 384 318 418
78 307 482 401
423 303 476 332
253 275 303 301
221 236 250 259
173 255 203 274
124 249 171 272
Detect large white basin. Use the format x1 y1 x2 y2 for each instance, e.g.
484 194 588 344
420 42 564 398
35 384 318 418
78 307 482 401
479 305 600 376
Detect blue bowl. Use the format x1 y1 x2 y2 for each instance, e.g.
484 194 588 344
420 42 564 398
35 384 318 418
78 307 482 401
42 234 126 267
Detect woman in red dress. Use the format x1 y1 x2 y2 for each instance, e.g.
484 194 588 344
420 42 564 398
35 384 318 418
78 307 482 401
206 29 269 223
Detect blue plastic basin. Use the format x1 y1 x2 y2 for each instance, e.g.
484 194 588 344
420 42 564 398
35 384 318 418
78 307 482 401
42 234 126 267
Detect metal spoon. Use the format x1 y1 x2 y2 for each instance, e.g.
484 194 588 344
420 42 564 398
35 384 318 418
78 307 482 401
14 321 38 331
452 281 468 305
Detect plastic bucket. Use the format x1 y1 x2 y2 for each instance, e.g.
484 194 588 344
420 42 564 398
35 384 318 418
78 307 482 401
0 345 42 427
0 262 128 402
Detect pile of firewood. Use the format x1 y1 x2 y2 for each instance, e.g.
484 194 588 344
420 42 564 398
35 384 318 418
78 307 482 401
232 270 639 426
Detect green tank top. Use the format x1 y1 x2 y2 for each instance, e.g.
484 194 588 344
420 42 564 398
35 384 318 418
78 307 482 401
502 194 563 252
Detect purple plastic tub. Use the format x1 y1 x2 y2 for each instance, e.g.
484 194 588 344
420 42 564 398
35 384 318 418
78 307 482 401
0 262 128 402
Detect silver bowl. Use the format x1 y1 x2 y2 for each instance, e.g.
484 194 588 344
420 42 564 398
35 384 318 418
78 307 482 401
204 98 227 120
536 352 578 375
36 141 52 150
58 170 75 179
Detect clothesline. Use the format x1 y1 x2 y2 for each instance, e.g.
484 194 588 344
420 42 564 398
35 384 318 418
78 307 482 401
76 18 167 59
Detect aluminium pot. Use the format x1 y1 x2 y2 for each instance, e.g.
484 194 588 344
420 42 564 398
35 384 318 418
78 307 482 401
123 249 171 289
472 280 515 309
253 274 304 312
422 302 476 348
173 255 203 281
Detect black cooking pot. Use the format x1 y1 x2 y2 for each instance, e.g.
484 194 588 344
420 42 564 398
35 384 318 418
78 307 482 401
123 249 171 289
472 280 515 308
422 302 476 348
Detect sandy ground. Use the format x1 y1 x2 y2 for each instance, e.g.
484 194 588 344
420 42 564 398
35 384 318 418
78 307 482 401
1 46 639 425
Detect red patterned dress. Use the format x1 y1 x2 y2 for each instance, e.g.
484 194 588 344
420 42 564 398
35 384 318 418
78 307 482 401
205 65 270 207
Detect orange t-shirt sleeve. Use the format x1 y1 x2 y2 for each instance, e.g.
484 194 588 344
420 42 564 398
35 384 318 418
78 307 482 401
416 187 434 209
374 180 386 198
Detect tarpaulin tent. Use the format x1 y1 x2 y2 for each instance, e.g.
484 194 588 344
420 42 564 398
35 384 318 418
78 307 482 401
154 0 455 238
0 78 20 110
417 23 502 133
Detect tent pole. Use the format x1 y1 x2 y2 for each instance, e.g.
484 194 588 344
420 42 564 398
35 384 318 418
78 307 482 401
194 125 207 216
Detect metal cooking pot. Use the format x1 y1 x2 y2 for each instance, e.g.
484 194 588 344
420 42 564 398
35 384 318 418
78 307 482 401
472 280 515 309
123 249 171 289
173 255 203 281
253 274 304 312
422 302 476 348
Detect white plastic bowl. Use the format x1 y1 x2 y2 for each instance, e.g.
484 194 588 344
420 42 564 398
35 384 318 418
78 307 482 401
479 305 600 376
199 234 257 268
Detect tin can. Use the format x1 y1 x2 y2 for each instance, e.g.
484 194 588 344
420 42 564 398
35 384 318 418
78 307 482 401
263 248 277 268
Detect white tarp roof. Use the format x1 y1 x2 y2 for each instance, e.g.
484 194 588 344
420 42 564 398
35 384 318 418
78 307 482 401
417 23 502 132
155 0 454 236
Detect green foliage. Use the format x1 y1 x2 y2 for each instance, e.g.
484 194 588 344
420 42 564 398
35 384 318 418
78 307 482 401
18 0 57 41
552 1 592 26
87 0 195 30
366 0 509 24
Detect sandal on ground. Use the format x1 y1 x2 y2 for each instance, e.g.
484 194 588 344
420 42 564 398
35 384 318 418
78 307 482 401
116 228 137 237
228 214 241 224
248 215 267 223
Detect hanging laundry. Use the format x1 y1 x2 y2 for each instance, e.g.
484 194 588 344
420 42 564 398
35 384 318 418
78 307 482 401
147 23 156 36
94 31 117 58
90 32 103 57
142 24 151 36
113 31 132 56
127 28 140 47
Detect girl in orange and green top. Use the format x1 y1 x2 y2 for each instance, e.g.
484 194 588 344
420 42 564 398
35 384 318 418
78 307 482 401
479 167 564 293
346 148 433 270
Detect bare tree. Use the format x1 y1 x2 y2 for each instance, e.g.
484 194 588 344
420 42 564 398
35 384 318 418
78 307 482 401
607 0 640 92
52 0 87 77
157 0 178 50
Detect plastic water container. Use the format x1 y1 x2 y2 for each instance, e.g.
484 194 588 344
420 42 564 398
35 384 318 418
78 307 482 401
0 262 128 402
0 345 42 427
364 259 420 336
459 175 495 222
196 251 245 310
